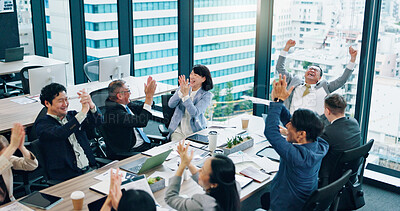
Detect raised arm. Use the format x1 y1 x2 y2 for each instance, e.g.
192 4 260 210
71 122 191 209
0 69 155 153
327 46 357 92
276 39 297 84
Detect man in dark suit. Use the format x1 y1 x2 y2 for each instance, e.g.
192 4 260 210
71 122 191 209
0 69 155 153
102 77 157 157
319 93 361 186
36 83 102 181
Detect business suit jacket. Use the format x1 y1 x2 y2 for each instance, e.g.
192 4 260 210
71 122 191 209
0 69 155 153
168 88 212 137
102 99 152 154
319 117 361 185
35 110 101 181
276 55 354 110
0 153 38 201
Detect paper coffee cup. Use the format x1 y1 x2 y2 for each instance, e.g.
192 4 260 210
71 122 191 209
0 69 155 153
241 118 249 129
70 191 85 210
208 131 218 154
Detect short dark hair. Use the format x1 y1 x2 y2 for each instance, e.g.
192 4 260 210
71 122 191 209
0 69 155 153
209 155 240 211
309 65 323 77
193 64 213 91
117 189 156 211
291 109 323 142
325 93 347 115
40 83 67 106
108 79 126 101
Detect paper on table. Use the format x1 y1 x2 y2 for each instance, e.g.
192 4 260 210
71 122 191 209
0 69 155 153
241 95 271 106
123 175 159 205
94 168 136 181
228 151 279 174
0 202 33 211
10 97 37 105
142 143 178 160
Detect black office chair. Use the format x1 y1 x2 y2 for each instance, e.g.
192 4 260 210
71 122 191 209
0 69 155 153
20 66 43 94
26 139 61 186
333 139 374 210
26 107 47 142
158 93 174 137
302 170 352 211
0 73 23 98
84 60 99 82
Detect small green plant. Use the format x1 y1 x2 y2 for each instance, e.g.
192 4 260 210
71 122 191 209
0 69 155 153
227 138 233 148
226 135 250 148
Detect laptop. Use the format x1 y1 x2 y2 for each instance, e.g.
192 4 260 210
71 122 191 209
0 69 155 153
1 47 24 62
120 149 172 174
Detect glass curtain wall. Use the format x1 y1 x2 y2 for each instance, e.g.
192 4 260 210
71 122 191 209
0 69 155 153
16 0 34 56
132 0 179 104
84 0 119 62
271 0 365 117
367 1 400 174
194 0 257 121
44 0 74 85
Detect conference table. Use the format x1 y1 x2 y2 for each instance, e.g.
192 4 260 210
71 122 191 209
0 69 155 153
0 55 66 76
2 114 276 210
0 76 177 133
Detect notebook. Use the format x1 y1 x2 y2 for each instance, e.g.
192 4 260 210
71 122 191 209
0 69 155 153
239 166 270 183
120 149 172 174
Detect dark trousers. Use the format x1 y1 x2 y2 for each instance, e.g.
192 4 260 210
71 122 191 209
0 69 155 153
261 192 271 210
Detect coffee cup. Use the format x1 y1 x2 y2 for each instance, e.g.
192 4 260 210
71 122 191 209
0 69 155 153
208 131 218 154
241 117 249 129
71 191 85 210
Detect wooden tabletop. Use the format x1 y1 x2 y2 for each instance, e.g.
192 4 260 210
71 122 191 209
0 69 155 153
3 115 275 210
0 55 66 76
0 77 177 133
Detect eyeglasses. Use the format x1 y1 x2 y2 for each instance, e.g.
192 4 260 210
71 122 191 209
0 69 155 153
119 90 131 94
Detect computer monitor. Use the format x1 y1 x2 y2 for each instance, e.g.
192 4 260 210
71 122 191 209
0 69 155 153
28 64 67 95
0 47 24 62
99 54 131 82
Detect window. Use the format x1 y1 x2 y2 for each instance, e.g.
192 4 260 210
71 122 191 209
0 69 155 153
367 4 400 176
271 1 365 117
133 0 178 105
45 0 74 85
84 1 119 62
16 0 34 56
194 0 257 121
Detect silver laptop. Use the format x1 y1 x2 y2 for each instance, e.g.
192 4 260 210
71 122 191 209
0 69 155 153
1 47 24 62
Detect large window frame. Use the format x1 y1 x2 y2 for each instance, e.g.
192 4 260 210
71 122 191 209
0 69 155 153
31 0 400 182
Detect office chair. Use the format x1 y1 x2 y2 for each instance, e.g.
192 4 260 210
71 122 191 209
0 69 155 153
27 107 48 142
25 139 61 186
302 170 352 211
0 73 23 98
158 93 174 137
20 65 43 94
333 139 374 210
84 60 99 82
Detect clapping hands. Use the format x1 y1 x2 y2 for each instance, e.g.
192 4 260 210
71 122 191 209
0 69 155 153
178 75 190 97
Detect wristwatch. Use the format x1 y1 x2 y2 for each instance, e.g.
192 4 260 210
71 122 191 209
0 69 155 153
274 98 284 103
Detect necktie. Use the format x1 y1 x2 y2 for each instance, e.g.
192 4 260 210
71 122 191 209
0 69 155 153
303 84 311 97
125 105 151 143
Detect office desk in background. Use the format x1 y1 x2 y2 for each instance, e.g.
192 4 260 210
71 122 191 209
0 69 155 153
0 76 178 133
1 115 273 210
0 55 67 76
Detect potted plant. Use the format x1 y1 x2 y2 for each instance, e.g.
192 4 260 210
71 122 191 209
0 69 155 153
147 176 165 193
223 135 254 155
